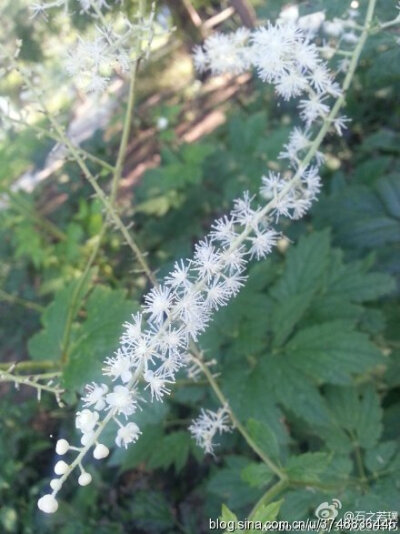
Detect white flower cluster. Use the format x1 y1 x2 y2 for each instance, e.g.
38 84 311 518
193 21 350 164
189 406 231 454
65 34 131 94
38 16 357 514
38 156 322 511
31 1 155 95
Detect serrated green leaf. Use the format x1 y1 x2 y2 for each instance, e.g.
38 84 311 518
365 442 398 473
241 462 273 489
63 286 135 390
246 419 280 462
148 431 191 473
279 490 321 521
285 453 331 483
286 321 382 384
250 499 282 525
324 256 395 303
271 291 313 347
324 385 383 449
270 230 330 300
220 504 238 523
208 456 262 510
222 361 288 446
130 491 175 531
265 358 332 427
28 273 93 361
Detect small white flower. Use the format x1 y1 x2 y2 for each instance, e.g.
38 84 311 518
275 69 308 100
323 20 344 37
54 460 69 475
115 422 141 448
121 313 143 345
81 431 95 446
202 32 251 75
192 45 209 73
310 65 335 94
144 286 173 324
55 439 69 455
165 260 192 289
210 216 237 246
93 443 110 459
205 280 230 310
298 94 330 125
157 116 169 130
144 370 173 401
343 31 358 44
279 127 310 162
83 382 109 410
232 192 259 227
193 240 221 281
75 409 99 434
106 385 137 416
103 349 132 383
78 472 92 486
50 479 62 491
333 115 351 136
189 406 231 454
248 229 279 260
37 494 58 514
223 273 247 296
260 172 285 200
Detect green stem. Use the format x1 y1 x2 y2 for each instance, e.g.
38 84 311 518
9 59 156 286
0 288 44 312
111 65 138 202
371 15 400 33
349 431 368 486
0 360 60 372
248 479 289 521
6 116 115 173
60 231 104 364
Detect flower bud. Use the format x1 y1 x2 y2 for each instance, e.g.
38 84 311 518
54 460 69 475
38 494 58 514
93 443 109 459
78 472 92 486
55 439 69 455
50 478 62 491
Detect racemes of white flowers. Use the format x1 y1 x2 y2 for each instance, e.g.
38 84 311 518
38 16 359 513
38 159 321 511
189 406 232 454
193 21 351 160
31 1 155 95
64 15 155 94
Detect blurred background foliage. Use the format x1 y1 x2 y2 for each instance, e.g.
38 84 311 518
0 0 399 532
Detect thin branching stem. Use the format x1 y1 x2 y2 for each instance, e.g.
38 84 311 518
0 288 44 312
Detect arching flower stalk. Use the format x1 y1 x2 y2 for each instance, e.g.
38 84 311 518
37 0 379 514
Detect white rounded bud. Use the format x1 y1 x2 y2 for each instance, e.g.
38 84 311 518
54 460 69 475
55 439 69 455
78 472 92 486
50 478 62 491
93 443 109 459
37 494 58 514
